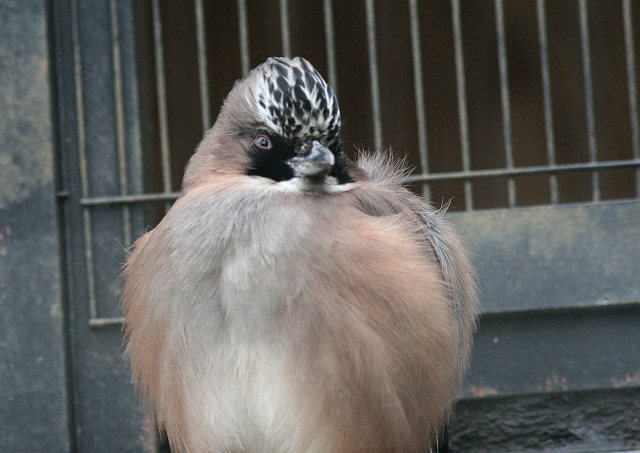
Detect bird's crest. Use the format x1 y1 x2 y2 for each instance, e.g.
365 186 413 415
251 57 341 145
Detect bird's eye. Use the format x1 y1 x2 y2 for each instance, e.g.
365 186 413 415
253 134 272 150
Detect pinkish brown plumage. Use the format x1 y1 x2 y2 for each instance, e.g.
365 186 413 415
123 57 478 453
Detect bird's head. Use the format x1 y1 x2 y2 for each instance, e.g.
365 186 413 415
184 57 358 190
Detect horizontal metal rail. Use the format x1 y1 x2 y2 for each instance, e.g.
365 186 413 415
408 159 640 183
89 317 126 328
80 191 180 206
78 159 640 207
89 299 640 328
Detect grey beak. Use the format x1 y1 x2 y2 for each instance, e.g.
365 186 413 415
286 141 335 179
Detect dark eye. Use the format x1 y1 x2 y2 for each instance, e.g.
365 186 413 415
253 134 272 150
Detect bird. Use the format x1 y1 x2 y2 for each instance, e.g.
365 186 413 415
123 56 478 453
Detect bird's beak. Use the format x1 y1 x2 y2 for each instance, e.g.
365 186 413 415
286 140 335 179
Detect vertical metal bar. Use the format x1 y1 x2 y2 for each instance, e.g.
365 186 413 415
408 0 430 199
279 0 291 57
237 0 250 75
71 0 98 319
451 0 473 210
365 0 383 151
151 0 173 211
495 0 516 207
194 0 211 132
578 0 600 201
536 0 559 204
323 0 338 92
109 0 132 248
623 0 640 197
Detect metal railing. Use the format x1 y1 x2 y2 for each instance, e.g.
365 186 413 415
66 0 640 327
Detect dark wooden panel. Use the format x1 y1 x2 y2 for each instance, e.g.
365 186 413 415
0 1 71 451
450 388 640 452
451 201 640 314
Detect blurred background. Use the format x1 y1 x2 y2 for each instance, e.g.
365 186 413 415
1 0 639 451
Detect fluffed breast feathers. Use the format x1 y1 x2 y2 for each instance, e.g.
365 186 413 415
123 153 478 453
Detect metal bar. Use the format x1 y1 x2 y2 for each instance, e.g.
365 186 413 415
237 0 250 75
407 158 640 183
408 0 430 199
622 0 640 197
495 0 516 207
79 159 640 207
536 0 559 204
109 0 132 248
578 0 600 201
151 0 173 212
194 0 211 132
279 0 291 57
323 0 338 92
365 0 383 151
89 317 125 328
71 0 98 319
451 0 473 210
81 192 181 206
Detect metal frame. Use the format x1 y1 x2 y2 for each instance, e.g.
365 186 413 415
73 0 640 329
49 1 640 450
0 1 72 450
53 0 149 450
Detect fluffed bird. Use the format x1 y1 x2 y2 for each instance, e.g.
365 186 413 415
123 56 478 453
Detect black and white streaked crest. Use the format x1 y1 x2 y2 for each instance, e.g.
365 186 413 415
252 57 341 145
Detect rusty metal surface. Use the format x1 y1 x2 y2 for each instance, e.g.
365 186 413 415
463 304 640 398
451 201 640 314
449 202 640 449
450 387 640 452
0 0 71 451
